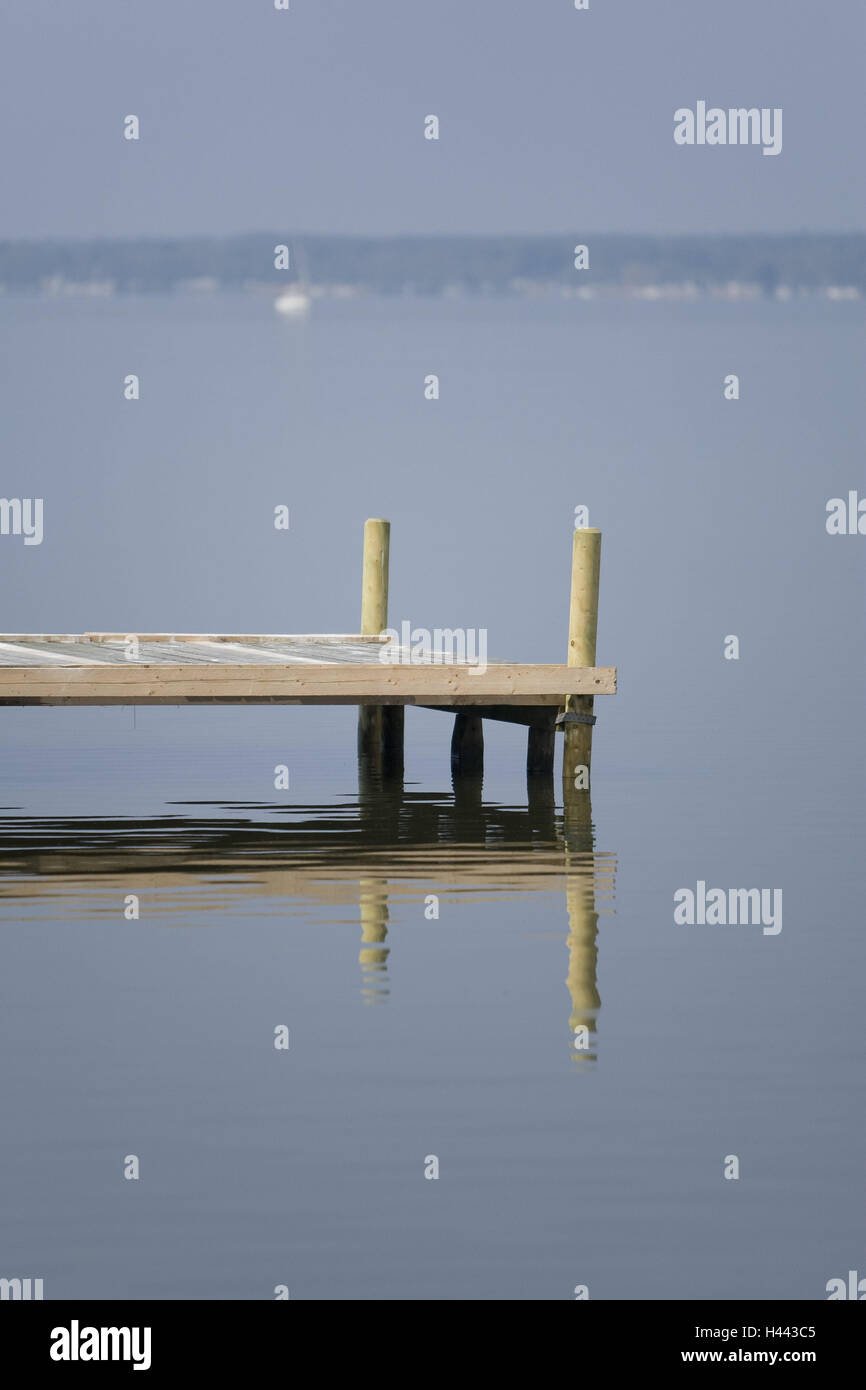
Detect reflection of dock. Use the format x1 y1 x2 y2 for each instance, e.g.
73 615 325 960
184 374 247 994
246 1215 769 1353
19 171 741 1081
0 797 613 908
0 772 614 1058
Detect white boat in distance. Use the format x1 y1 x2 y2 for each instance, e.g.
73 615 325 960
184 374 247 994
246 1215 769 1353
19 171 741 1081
274 287 311 316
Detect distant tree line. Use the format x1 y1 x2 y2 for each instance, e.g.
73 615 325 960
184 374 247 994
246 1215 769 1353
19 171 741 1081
0 233 863 293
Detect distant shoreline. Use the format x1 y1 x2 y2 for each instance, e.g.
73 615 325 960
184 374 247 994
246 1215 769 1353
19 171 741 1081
0 233 863 298
2 281 861 304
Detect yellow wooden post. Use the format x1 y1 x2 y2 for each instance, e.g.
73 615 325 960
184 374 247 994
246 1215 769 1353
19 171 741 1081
360 518 390 637
358 518 404 776
562 527 601 795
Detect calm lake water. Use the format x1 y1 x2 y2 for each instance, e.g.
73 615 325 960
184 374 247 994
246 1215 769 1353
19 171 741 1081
0 293 864 1299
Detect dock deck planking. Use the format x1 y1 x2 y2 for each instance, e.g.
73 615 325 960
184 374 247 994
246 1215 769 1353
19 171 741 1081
0 635 615 706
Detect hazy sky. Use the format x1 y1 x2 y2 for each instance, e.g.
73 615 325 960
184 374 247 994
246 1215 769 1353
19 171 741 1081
1 0 862 238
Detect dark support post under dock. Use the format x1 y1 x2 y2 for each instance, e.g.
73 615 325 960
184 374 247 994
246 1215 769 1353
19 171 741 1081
357 518 404 777
451 712 484 777
527 721 556 778
562 527 601 799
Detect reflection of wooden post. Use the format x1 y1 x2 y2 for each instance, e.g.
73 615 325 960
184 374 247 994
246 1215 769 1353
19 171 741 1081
358 518 404 776
563 787 600 1063
566 879 600 1062
359 876 390 1003
451 712 483 777
562 527 601 798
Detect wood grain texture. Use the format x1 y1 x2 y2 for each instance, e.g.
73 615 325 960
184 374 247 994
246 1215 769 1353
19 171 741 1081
0 662 616 704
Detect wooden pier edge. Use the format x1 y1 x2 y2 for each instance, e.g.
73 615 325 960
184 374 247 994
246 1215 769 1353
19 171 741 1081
0 663 615 703
0 519 616 790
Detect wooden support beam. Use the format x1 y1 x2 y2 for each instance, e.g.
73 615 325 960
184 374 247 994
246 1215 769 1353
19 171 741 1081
451 713 484 777
527 721 556 778
422 703 558 727
357 705 404 778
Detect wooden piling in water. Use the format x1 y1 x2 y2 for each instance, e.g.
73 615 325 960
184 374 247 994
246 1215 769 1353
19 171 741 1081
451 712 484 777
526 720 556 779
562 527 601 796
357 518 404 776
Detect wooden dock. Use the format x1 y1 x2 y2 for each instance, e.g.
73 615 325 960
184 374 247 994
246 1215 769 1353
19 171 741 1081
0 520 616 782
